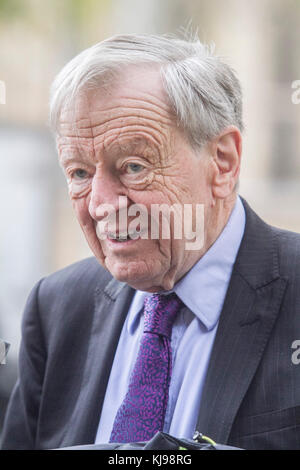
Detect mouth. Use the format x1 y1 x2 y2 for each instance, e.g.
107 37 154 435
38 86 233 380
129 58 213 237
97 229 147 243
107 232 137 242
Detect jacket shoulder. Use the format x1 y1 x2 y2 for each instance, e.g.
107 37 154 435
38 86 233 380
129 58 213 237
241 197 300 280
272 225 300 255
272 226 300 275
34 257 113 342
40 256 112 296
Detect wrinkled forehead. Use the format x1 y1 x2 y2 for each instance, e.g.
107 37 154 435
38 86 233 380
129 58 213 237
58 63 175 137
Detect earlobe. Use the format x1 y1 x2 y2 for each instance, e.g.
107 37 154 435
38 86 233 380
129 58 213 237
211 126 242 200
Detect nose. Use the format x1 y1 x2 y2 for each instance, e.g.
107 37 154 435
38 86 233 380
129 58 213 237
89 168 126 221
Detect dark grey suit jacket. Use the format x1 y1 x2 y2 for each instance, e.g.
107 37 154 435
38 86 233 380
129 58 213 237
1 199 300 449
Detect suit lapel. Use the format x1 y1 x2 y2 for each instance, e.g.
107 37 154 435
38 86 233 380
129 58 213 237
196 199 288 444
61 278 135 447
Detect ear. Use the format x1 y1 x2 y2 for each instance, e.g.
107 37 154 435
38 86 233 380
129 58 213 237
210 126 242 199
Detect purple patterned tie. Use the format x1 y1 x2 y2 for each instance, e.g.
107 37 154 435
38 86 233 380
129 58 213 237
109 292 182 443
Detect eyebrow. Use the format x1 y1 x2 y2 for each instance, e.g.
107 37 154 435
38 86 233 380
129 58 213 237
102 135 160 159
58 133 161 170
59 153 94 169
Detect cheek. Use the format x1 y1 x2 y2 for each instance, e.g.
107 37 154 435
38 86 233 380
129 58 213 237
72 196 95 242
73 196 106 264
72 195 91 225
126 187 160 207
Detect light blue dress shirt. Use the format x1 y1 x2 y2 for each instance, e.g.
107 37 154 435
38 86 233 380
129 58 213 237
95 196 246 443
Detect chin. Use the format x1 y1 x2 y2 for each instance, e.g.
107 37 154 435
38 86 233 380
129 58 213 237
104 258 165 292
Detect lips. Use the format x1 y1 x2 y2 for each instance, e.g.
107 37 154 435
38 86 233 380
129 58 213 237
97 229 144 242
95 217 149 243
107 232 133 242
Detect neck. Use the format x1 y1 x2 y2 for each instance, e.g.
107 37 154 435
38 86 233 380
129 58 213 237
172 193 238 288
205 192 237 253
141 193 238 293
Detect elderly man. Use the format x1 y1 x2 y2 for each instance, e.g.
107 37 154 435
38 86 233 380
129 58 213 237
2 33 300 450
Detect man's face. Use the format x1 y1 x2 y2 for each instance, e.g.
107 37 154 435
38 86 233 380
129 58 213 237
57 66 215 292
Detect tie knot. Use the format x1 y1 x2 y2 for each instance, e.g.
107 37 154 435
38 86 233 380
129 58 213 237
143 293 182 339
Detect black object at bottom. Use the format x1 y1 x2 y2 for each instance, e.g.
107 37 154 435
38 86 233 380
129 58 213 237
57 431 243 450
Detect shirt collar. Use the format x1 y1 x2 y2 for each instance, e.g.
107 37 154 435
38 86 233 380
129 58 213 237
127 196 246 334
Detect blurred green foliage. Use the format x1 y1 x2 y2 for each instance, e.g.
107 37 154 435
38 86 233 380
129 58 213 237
0 0 108 23
0 0 110 54
65 0 105 24
0 0 26 18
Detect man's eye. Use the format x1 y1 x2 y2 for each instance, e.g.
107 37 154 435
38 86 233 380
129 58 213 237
126 163 144 174
73 169 88 180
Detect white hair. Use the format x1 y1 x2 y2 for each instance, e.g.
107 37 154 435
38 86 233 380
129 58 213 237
50 32 244 148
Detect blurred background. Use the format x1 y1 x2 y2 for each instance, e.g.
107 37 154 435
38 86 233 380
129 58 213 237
0 0 300 434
